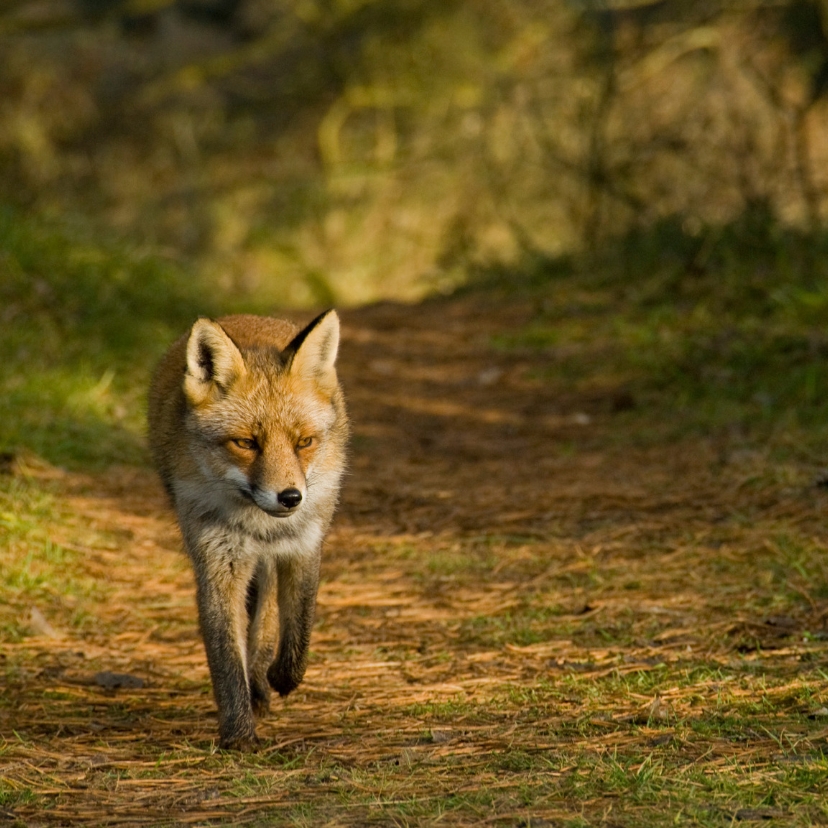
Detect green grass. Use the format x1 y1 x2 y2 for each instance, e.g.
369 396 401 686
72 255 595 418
473 210 828 460
0 474 108 640
0 206 238 468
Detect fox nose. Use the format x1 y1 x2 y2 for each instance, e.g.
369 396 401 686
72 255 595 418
277 488 303 509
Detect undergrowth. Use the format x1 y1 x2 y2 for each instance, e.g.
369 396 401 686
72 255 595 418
472 209 828 461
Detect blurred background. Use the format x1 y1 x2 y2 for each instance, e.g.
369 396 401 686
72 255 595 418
3 0 828 306
3 0 828 469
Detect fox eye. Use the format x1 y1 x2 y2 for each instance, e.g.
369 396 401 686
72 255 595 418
296 436 313 450
231 438 258 451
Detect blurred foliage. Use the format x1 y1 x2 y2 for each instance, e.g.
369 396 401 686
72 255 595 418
3 0 828 467
3 0 828 302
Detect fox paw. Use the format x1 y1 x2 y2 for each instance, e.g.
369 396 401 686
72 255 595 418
218 731 261 752
267 662 301 697
250 683 271 718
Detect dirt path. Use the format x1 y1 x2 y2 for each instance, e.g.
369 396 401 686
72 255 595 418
3 296 828 826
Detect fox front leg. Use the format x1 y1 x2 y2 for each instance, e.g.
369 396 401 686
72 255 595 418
267 552 321 697
246 558 280 717
189 538 260 751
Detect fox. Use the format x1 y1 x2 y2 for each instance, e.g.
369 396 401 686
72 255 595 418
147 310 348 751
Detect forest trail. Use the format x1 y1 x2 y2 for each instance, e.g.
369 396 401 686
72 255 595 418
3 295 828 826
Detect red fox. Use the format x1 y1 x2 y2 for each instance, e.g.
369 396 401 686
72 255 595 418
148 311 348 750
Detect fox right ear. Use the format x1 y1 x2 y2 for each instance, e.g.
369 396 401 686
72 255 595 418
184 319 246 405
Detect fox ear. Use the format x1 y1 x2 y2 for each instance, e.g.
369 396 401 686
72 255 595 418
184 318 246 405
285 310 340 388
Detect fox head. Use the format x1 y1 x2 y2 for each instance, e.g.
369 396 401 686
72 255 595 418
180 310 345 523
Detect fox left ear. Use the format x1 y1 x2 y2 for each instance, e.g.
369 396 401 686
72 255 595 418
285 309 340 389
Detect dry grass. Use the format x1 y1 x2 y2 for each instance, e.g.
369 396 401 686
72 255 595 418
2 295 828 826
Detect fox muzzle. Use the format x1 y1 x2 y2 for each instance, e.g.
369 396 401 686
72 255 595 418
243 484 304 517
